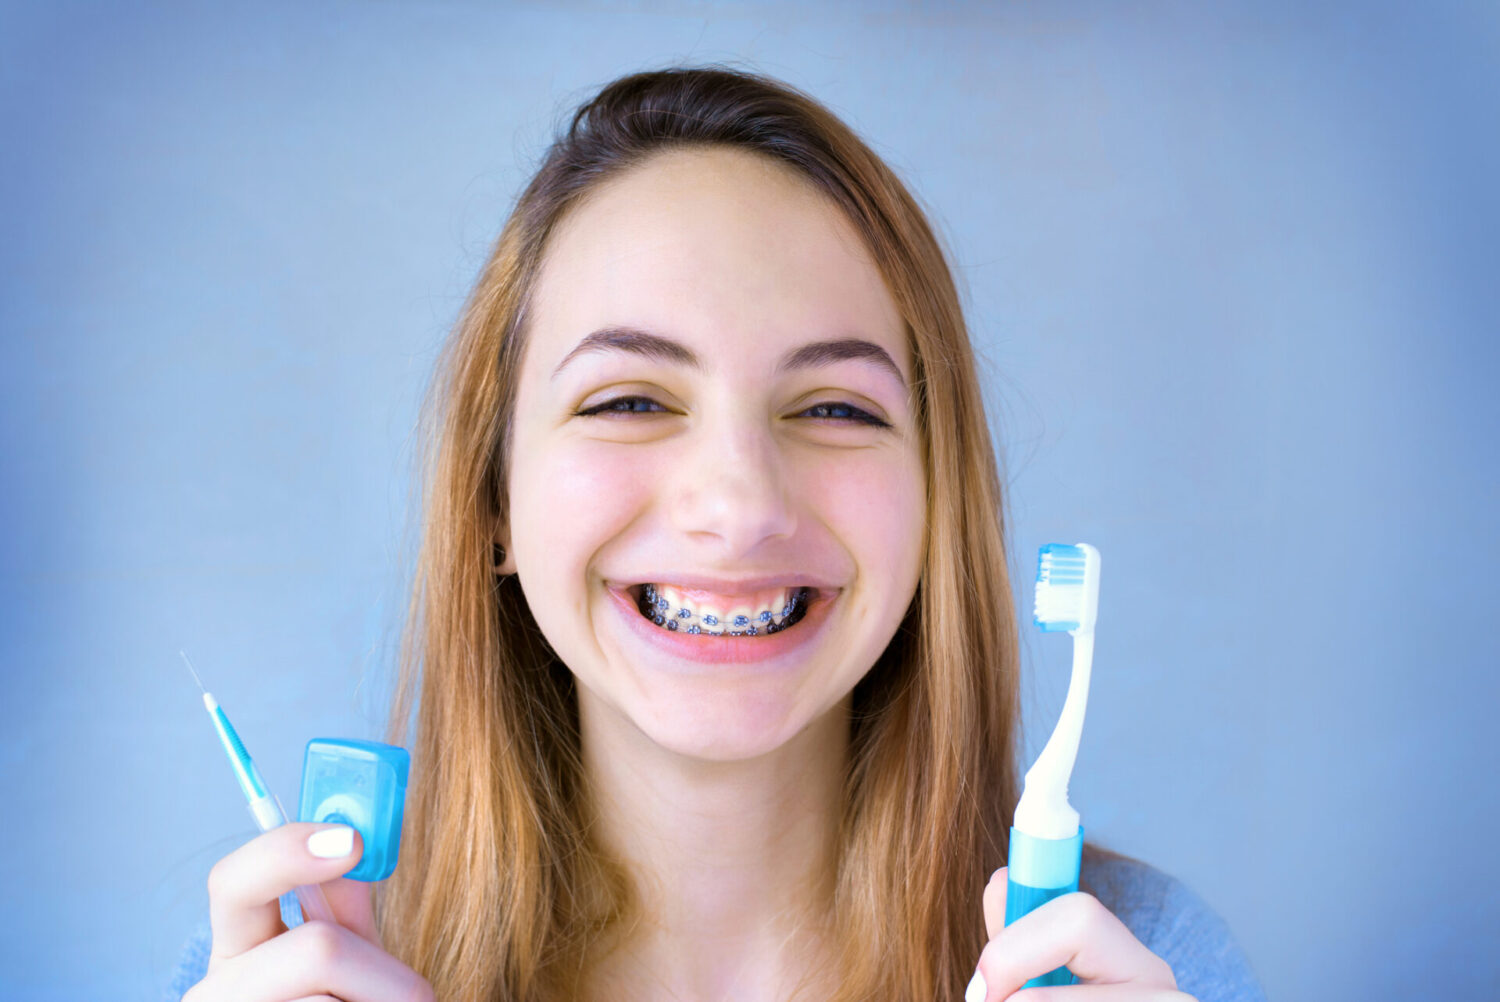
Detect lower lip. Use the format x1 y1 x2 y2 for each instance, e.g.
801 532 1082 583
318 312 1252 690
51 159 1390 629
607 586 836 667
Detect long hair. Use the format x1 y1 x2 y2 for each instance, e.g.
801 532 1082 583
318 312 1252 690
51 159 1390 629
379 65 1029 1001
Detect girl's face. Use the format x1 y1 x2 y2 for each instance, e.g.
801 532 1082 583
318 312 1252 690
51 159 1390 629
506 147 925 762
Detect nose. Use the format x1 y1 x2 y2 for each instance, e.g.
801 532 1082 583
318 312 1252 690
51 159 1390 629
665 412 797 557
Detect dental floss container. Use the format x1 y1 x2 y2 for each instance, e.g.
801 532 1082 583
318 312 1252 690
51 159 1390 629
297 738 410 882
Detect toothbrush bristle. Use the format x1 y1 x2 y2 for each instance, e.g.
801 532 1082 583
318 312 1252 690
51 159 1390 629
179 650 207 692
1033 543 1097 632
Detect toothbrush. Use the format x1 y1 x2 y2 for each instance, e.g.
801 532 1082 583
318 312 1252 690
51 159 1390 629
1004 543 1102 988
181 652 339 925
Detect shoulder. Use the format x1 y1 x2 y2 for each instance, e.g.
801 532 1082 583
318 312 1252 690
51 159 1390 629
1081 849 1269 1002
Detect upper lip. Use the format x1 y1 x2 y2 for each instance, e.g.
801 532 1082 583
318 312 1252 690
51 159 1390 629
614 572 836 596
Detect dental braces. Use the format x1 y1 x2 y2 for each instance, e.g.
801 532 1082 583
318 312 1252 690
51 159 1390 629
640 584 804 635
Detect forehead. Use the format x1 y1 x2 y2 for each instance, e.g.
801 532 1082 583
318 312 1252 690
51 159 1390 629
527 146 909 375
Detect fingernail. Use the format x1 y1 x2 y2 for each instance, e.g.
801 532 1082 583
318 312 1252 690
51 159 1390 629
964 968 986 1002
307 826 355 858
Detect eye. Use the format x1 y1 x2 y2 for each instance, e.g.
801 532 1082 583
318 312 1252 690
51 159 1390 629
575 395 669 417
798 401 892 429
575 395 892 429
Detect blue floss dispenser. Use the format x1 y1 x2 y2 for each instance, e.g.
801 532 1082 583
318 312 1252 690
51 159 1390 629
298 738 410 882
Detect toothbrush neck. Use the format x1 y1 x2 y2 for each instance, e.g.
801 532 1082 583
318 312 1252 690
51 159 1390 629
1027 629 1094 791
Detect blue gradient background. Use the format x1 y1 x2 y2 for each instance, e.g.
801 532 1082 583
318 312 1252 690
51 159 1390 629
2 2 1496 1000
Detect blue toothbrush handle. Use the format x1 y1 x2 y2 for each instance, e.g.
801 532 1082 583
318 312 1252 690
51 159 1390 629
1005 825 1085 988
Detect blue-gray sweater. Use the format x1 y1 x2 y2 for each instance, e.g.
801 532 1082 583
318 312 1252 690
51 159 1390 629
165 855 1267 1000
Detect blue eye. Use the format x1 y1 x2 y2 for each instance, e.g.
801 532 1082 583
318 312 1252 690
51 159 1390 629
800 402 891 428
576 396 667 416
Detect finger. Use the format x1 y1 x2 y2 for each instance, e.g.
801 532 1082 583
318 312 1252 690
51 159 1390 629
207 823 365 960
319 875 379 945
983 866 1008 941
199 919 432 1002
975 892 1177 998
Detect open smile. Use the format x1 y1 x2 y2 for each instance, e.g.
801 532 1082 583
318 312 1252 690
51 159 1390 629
608 584 835 666
631 583 814 636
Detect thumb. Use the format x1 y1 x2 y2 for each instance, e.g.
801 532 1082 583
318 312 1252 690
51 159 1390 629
983 866 1008 941
305 828 380 945
321 874 379 944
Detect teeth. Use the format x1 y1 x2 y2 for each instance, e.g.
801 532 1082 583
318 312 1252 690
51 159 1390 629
640 584 807 636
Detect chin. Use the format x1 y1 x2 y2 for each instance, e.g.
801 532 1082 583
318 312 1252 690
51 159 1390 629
620 683 836 765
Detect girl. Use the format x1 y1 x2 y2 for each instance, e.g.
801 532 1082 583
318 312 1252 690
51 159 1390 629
173 66 1264 1002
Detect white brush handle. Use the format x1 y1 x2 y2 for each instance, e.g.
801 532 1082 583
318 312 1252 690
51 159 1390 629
1013 629 1094 840
293 882 338 925
248 794 340 926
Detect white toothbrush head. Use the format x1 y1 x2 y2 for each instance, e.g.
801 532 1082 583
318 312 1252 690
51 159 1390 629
1033 543 1101 636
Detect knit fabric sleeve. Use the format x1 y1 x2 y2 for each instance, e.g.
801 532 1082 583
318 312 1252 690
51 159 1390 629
1082 854 1269 1002
163 894 301 1000
162 920 211 1001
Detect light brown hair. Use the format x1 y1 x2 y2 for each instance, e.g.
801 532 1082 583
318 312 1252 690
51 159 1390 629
380 65 1035 1000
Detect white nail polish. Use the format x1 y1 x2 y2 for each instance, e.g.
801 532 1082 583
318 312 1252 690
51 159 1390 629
964 969 986 1002
307 826 354 858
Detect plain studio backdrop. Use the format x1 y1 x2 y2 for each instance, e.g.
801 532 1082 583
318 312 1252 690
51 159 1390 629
2 2 1496 1000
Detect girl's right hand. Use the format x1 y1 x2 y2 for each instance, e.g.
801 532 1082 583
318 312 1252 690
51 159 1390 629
182 822 434 1002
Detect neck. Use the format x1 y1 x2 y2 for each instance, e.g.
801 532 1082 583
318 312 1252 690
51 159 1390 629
578 691 848 1002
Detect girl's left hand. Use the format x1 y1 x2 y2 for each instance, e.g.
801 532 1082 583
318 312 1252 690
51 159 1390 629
966 866 1197 1001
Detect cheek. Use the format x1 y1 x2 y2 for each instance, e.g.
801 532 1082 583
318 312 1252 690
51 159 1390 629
801 450 925 584
509 440 665 661
512 440 662 572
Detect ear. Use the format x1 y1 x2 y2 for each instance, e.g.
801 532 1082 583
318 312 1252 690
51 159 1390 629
492 532 515 576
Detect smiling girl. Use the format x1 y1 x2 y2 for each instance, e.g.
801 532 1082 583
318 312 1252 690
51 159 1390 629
173 67 1265 1002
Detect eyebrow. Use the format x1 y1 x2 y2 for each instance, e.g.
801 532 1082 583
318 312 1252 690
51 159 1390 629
550 325 908 388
